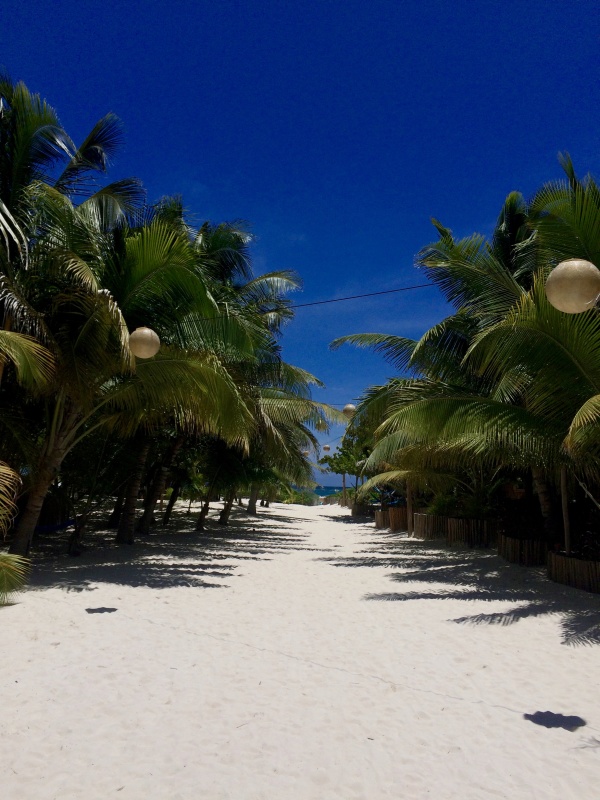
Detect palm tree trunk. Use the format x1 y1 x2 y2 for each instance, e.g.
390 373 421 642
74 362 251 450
218 489 236 525
107 484 126 528
68 514 88 556
9 444 67 556
137 434 185 535
247 485 259 515
532 467 559 542
406 480 414 536
196 497 211 530
116 437 150 545
162 480 181 526
196 466 222 531
8 393 83 556
560 465 571 555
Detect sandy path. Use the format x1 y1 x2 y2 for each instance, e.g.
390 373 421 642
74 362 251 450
3 503 600 799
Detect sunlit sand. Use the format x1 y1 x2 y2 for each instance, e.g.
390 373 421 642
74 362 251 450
4 503 600 799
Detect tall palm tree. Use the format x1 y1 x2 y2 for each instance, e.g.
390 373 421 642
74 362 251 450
330 188 568 528
6 192 256 554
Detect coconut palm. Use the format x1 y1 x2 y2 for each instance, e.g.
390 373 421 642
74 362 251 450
5 192 257 554
330 186 575 531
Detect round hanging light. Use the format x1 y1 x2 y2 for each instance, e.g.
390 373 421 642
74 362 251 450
343 403 356 418
129 327 160 359
545 259 600 314
302 450 309 457
323 444 331 452
315 417 327 432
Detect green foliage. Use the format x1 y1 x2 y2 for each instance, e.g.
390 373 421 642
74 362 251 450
318 418 373 486
280 487 319 506
333 158 600 543
0 462 29 602
0 553 30 604
0 76 337 556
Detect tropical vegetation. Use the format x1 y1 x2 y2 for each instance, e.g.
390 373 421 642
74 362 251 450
0 74 340 584
333 156 600 557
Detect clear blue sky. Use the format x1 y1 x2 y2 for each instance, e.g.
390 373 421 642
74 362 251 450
2 0 598 484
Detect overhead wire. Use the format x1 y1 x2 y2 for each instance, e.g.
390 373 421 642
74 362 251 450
289 285 436 415
289 282 433 310
196 281 434 323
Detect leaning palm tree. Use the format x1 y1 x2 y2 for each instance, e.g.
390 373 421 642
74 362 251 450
6 191 257 554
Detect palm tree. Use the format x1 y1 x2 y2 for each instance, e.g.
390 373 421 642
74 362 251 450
6 191 256 554
330 188 567 532
334 159 600 553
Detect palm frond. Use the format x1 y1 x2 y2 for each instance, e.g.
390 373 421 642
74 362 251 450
0 553 30 604
0 330 55 389
53 113 125 194
330 333 417 372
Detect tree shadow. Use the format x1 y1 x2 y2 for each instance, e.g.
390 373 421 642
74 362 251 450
28 504 314 593
321 532 600 647
523 711 586 731
319 513 373 525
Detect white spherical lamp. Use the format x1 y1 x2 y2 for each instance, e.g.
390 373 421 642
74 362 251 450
302 450 309 457
343 403 356 418
129 327 160 359
545 259 600 314
323 444 331 452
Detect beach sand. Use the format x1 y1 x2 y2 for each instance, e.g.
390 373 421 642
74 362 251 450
3 502 600 799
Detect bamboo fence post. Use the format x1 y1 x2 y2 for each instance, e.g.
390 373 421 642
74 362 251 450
406 481 414 536
561 465 571 555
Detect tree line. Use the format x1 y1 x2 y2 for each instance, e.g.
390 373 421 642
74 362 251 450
0 74 341 592
335 159 600 556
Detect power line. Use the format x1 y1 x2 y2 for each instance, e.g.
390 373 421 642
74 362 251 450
186 281 434 324
289 283 433 310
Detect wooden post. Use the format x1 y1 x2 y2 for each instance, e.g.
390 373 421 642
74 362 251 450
406 481 414 536
561 465 571 555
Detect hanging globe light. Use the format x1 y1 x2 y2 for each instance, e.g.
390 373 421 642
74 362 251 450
302 450 309 457
323 444 331 452
129 327 160 359
315 417 328 432
545 259 600 314
343 403 356 418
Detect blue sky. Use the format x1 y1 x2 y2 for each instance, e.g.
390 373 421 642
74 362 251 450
2 0 599 484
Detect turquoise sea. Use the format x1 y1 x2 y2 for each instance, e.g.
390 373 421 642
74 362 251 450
313 485 343 497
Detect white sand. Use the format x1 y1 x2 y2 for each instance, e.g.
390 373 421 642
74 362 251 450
3 503 600 799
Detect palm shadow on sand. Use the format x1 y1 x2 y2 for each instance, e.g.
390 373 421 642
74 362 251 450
28 505 313 593
319 529 600 647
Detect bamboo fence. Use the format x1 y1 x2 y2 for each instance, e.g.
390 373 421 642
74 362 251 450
547 552 600 594
388 506 408 532
374 509 390 529
413 513 448 540
497 534 547 566
446 517 497 548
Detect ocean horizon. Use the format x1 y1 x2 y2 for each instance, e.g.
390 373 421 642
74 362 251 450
313 485 343 497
